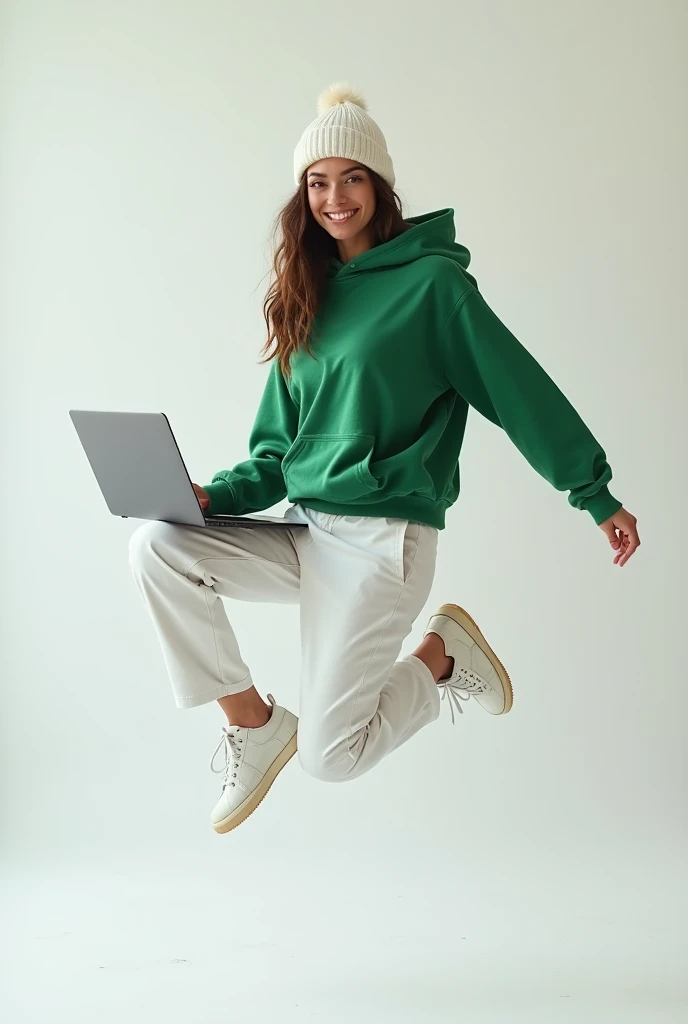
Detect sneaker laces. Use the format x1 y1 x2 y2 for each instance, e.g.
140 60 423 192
209 727 244 789
438 667 490 724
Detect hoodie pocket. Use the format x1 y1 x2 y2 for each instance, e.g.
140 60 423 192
282 433 379 502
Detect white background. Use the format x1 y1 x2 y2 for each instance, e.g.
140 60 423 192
1 2 686 1021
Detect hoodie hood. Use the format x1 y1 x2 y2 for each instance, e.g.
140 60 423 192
326 207 478 288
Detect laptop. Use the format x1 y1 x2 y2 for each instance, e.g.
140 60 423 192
69 410 307 530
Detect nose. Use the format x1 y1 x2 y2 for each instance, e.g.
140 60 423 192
323 184 347 205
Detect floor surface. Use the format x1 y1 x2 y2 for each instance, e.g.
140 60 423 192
3 844 685 1024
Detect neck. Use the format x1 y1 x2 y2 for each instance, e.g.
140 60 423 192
336 220 413 263
337 228 374 264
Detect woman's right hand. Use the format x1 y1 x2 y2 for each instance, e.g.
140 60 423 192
193 483 210 510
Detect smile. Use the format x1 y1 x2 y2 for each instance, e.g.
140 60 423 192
324 209 358 222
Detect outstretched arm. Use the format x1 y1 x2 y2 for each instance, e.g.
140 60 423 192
441 288 640 565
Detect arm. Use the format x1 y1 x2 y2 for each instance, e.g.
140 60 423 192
202 360 299 516
440 287 622 525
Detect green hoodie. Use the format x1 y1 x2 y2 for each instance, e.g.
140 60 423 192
204 208 622 530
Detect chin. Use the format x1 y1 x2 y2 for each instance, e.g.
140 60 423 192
325 224 357 236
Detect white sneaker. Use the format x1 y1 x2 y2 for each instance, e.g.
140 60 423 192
209 694 298 834
424 604 513 720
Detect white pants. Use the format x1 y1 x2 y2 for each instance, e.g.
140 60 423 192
128 504 441 782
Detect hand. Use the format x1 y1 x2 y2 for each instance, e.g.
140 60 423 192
598 507 640 567
193 483 210 510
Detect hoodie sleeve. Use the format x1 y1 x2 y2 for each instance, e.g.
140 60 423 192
440 288 622 525
202 360 299 516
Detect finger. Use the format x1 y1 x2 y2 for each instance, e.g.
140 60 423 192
617 535 633 566
618 531 640 567
615 530 631 561
601 522 621 549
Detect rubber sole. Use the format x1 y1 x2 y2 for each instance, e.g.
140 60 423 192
212 732 298 834
437 603 514 715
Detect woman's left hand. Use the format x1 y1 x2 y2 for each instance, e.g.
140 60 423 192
598 507 640 567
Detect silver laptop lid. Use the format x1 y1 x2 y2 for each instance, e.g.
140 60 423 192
69 410 206 526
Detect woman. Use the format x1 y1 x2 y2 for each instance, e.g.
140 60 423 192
129 83 639 835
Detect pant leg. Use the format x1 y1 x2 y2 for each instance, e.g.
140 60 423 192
128 514 305 708
295 508 441 782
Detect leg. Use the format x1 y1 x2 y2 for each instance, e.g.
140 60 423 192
129 510 312 834
413 632 454 682
295 510 441 783
128 516 303 711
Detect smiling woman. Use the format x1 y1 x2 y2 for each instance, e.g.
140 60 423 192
305 159 377 264
129 80 639 840
307 158 376 260
258 87 412 377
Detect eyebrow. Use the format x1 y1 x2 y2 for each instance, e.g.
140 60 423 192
306 165 366 179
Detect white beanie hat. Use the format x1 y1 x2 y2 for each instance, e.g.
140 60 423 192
293 82 395 189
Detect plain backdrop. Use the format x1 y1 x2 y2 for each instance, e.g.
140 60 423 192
1 1 686 1022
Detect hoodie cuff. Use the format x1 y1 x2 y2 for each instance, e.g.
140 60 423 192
582 486 623 526
202 479 236 516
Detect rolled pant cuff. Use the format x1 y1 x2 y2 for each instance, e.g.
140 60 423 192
174 673 254 709
403 654 441 717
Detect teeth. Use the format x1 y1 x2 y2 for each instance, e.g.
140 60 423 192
326 210 356 221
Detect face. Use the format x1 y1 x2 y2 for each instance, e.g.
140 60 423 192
305 157 377 255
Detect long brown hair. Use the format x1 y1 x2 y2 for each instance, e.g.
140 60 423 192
260 167 409 377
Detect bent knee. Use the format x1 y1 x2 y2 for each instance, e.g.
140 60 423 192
128 519 185 568
298 744 357 784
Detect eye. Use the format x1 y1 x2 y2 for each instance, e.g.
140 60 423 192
309 175 364 188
